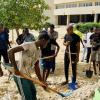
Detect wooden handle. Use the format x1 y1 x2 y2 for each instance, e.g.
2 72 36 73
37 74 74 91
40 55 55 60
0 61 64 96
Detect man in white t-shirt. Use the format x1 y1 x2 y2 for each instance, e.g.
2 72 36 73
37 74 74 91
86 28 94 63
8 31 50 100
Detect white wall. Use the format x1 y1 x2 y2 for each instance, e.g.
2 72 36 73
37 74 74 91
44 0 56 24
54 6 100 15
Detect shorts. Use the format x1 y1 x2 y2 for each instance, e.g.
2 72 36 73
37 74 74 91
41 59 54 70
91 50 100 62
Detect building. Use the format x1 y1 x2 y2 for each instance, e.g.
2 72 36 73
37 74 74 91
45 0 100 25
44 0 56 25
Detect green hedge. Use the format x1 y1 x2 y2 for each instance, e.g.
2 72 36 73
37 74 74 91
75 22 100 33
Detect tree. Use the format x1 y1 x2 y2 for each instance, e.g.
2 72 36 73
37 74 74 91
0 0 48 36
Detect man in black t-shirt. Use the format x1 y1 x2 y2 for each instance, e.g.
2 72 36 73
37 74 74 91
62 24 80 85
41 34 60 82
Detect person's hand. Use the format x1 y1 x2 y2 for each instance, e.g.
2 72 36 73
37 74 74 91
14 69 20 76
65 41 70 46
41 82 48 90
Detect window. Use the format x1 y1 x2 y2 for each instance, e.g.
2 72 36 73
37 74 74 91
79 2 92 7
56 4 65 9
95 2 100 6
66 3 77 8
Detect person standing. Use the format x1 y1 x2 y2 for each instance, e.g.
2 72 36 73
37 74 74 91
0 24 9 76
8 31 50 100
81 33 87 62
86 28 94 63
16 28 35 45
48 24 58 73
62 24 80 85
90 28 100 75
41 37 60 82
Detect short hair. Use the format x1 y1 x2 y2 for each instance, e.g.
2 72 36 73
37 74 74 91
50 24 55 28
90 27 93 31
66 24 73 30
38 31 50 40
24 28 29 33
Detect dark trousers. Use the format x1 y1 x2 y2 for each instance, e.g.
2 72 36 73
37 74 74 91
14 76 37 100
64 53 77 83
86 47 91 63
0 49 9 63
51 50 55 72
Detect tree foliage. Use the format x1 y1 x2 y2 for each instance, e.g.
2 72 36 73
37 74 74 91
0 0 48 30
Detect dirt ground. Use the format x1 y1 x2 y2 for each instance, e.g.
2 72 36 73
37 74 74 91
0 27 100 100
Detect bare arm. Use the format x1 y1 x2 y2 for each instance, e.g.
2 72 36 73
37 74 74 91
55 43 60 57
34 61 43 81
8 46 24 70
76 42 80 62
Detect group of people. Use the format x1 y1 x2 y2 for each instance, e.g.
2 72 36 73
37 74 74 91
0 23 100 100
81 27 100 75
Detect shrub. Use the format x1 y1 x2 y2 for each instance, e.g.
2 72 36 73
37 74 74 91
75 22 100 33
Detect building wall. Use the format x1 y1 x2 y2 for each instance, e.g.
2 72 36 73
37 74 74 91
44 0 56 24
54 0 87 4
54 0 100 25
44 0 100 25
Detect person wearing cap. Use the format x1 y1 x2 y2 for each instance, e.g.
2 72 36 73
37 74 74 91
8 31 50 100
62 24 80 85
48 24 58 73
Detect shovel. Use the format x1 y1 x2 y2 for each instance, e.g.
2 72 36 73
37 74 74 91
0 61 72 97
86 47 93 78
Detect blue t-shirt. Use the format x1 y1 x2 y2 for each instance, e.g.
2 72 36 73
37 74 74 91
0 32 8 49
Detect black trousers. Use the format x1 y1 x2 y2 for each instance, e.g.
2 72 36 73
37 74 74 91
0 49 9 63
51 50 55 72
86 47 91 63
64 52 77 83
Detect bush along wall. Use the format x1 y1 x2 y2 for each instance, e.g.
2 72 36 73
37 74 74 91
75 22 100 33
